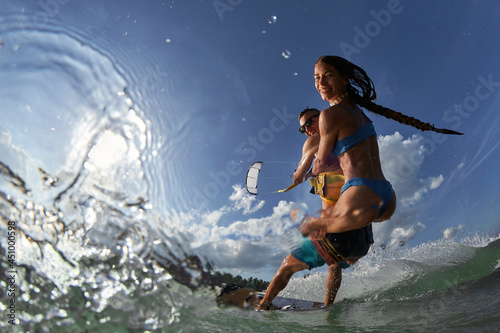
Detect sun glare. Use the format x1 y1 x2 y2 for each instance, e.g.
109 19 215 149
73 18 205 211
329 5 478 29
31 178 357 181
87 131 128 170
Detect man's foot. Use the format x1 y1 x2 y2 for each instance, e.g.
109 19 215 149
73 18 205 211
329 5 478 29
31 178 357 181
255 301 280 311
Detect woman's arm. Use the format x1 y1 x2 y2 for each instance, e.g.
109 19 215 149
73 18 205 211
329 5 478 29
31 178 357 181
312 108 339 175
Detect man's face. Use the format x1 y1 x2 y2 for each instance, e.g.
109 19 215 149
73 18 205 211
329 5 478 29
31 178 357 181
216 287 259 309
299 111 320 137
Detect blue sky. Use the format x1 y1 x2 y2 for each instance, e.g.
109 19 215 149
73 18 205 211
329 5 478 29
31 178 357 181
161 1 500 279
1 1 499 280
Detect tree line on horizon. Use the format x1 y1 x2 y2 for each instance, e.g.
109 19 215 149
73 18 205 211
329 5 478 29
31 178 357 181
209 271 270 292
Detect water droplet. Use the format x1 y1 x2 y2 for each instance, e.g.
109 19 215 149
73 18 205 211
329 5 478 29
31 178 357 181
282 50 291 59
268 15 277 24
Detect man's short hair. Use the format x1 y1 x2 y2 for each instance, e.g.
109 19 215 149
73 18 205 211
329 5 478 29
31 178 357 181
299 107 321 121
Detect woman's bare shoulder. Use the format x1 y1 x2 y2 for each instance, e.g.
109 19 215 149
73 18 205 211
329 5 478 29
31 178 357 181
320 105 350 128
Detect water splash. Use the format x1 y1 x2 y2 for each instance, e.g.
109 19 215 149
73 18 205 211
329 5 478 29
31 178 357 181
0 24 212 331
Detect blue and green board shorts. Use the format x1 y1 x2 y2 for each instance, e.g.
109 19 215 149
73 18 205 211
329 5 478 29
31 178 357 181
291 224 374 270
291 237 327 269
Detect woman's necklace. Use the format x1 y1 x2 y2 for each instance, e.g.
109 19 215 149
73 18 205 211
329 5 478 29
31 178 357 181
329 92 349 106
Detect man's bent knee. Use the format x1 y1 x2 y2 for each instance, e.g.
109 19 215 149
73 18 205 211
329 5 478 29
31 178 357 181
282 254 308 272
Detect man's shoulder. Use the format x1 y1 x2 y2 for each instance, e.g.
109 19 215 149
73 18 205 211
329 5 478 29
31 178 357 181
304 133 320 149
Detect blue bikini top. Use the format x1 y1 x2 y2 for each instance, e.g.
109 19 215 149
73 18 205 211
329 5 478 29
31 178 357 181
332 105 377 156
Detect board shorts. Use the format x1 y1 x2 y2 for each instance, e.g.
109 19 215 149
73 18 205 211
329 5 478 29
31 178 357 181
291 224 373 270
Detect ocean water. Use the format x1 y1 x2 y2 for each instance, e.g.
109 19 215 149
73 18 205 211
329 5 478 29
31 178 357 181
1 2 500 332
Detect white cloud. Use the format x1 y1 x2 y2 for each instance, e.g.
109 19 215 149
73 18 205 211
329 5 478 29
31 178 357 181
187 199 305 275
219 200 303 240
386 222 426 248
443 225 464 240
373 133 446 249
400 175 443 207
166 184 305 274
179 132 450 272
229 184 265 215
192 200 307 274
196 239 287 276
0 128 12 145
429 175 444 189
202 206 230 226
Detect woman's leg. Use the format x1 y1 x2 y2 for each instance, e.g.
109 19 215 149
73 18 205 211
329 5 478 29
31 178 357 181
303 185 383 234
375 189 397 222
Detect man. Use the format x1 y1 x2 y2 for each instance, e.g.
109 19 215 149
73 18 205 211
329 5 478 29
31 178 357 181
256 108 373 310
216 284 261 309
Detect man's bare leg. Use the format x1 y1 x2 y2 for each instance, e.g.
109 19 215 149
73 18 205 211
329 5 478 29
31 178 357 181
256 254 308 310
324 263 342 306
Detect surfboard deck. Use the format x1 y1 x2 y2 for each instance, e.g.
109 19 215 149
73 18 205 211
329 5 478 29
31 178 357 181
258 293 324 311
216 284 323 311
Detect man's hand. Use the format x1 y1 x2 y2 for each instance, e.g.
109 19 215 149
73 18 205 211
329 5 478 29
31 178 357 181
292 170 304 185
312 157 328 176
300 216 327 238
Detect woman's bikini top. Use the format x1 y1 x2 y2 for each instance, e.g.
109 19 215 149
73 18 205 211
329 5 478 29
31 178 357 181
332 105 377 156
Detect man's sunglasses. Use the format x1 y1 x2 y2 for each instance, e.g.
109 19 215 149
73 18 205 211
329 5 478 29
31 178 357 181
298 114 319 134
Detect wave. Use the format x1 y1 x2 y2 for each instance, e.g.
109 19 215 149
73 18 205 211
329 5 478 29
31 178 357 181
281 236 500 303
199 238 500 332
1 3 499 332
0 22 212 332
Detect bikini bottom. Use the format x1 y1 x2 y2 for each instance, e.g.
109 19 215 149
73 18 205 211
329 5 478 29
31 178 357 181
341 178 393 218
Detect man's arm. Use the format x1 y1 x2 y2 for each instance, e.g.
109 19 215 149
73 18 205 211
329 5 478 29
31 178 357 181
293 134 319 184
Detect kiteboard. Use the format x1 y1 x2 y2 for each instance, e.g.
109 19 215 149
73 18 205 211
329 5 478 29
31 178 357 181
257 293 324 311
216 284 323 311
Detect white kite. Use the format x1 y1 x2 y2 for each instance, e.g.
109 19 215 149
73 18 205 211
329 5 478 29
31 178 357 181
245 161 298 195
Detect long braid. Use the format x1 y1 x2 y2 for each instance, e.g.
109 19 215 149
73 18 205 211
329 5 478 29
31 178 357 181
359 100 463 135
317 56 463 135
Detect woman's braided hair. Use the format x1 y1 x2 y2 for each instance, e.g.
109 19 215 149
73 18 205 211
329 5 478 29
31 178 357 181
317 56 463 135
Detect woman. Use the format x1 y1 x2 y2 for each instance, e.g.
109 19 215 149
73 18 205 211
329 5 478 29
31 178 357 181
257 107 372 310
301 56 462 236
